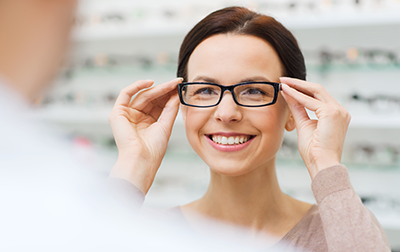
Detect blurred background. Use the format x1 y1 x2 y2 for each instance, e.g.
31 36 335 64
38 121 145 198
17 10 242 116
36 0 400 249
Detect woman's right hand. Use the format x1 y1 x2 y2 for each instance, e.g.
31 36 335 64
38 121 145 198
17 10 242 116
108 78 183 194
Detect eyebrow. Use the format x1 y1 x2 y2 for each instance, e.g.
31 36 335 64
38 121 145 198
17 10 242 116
192 76 220 83
240 76 273 83
191 76 273 84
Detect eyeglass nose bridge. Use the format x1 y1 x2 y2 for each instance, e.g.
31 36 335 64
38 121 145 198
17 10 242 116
218 85 240 105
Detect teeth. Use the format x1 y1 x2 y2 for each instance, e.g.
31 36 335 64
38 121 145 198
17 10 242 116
210 135 251 145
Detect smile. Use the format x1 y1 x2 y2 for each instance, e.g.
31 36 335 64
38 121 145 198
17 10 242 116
207 134 254 145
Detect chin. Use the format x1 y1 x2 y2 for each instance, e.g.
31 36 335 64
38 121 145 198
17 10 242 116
208 162 253 177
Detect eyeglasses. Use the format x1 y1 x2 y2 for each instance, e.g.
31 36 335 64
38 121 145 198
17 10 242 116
177 81 281 108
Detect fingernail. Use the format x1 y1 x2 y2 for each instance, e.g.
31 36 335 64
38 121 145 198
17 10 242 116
279 77 290 82
281 83 291 92
177 77 184 82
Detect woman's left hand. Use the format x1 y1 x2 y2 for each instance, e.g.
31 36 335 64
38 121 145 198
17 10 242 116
280 77 351 180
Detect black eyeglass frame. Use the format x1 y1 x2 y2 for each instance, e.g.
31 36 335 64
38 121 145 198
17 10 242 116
177 81 282 108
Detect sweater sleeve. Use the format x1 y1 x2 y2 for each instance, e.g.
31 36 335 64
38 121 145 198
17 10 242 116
311 165 391 252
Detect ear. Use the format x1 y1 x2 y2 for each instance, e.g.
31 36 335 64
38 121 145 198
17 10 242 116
285 112 295 132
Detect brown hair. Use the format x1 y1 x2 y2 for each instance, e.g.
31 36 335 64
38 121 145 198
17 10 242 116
177 6 306 81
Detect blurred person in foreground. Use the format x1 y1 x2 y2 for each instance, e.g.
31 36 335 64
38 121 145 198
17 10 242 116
108 6 391 252
0 1 289 251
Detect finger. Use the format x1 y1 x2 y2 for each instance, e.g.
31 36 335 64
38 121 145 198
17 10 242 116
147 89 178 121
114 80 154 107
157 93 180 136
281 83 324 112
129 78 182 113
281 90 311 129
280 77 338 105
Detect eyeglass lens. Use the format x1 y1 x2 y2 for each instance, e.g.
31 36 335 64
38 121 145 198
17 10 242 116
181 83 275 106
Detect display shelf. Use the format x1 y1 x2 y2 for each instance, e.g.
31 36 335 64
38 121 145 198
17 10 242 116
72 22 190 42
59 65 178 79
349 116 400 129
279 11 400 30
306 64 400 74
72 9 400 42
36 106 112 124
59 64 400 78
36 106 185 125
372 212 400 229
36 105 400 130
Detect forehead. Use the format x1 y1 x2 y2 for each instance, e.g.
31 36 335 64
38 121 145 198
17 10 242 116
187 34 283 83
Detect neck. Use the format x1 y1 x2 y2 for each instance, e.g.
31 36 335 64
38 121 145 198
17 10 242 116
184 158 310 237
204 159 288 226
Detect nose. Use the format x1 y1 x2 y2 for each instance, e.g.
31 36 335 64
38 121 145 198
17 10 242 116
213 91 243 124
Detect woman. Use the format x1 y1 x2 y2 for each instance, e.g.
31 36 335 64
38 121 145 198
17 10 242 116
108 7 390 251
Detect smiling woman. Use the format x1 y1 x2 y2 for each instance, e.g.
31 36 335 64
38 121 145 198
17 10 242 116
108 6 390 252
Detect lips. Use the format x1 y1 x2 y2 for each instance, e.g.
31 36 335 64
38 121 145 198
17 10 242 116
205 133 255 152
207 134 254 145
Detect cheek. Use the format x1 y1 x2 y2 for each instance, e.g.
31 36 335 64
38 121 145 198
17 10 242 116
183 107 210 144
252 104 288 149
254 102 288 131
267 94 290 128
254 113 284 140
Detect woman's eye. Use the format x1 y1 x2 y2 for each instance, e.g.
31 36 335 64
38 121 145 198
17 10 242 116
243 88 266 95
194 87 218 95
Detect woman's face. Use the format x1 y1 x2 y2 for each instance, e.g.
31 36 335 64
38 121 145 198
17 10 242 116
182 34 294 176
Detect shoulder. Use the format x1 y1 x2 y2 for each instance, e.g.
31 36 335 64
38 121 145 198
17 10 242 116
278 205 328 251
